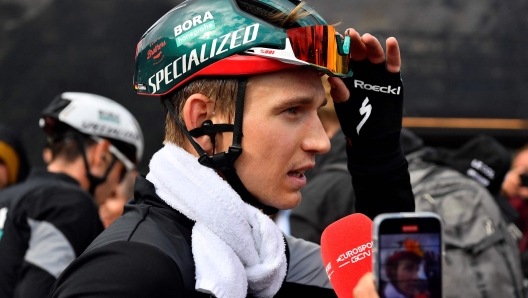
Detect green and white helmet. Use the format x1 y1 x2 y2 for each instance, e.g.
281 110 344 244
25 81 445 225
133 0 351 96
133 0 351 213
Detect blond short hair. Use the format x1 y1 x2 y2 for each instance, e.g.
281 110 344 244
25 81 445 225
164 79 238 146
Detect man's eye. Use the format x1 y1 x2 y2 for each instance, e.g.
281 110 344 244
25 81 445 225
285 107 297 115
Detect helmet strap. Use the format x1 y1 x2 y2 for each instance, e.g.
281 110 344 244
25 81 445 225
75 133 117 195
162 77 278 215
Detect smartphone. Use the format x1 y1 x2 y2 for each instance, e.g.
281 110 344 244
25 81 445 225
373 212 443 298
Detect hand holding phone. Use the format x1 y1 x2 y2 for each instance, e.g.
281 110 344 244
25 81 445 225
373 213 443 298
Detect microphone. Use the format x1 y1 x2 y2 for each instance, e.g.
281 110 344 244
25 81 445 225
320 213 373 297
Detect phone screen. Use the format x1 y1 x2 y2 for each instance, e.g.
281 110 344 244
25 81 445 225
377 217 442 298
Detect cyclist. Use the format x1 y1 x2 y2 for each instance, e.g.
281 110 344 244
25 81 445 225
51 1 413 297
0 92 143 297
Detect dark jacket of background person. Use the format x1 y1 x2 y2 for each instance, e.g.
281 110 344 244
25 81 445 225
0 124 30 187
290 129 354 244
422 134 519 225
0 168 104 298
402 129 525 298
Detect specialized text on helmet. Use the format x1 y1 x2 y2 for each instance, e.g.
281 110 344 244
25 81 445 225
148 23 260 94
81 121 142 142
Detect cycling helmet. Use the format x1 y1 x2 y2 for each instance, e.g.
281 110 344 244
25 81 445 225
133 0 351 213
40 92 144 193
134 0 352 96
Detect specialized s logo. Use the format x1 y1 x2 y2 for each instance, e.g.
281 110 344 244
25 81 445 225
356 97 372 135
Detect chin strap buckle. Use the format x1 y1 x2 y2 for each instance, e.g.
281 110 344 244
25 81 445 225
198 145 242 171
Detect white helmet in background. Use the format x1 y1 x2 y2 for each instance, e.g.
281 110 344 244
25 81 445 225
40 92 144 171
40 92 144 195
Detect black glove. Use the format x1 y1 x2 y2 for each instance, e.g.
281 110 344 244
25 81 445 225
335 58 414 218
335 60 403 144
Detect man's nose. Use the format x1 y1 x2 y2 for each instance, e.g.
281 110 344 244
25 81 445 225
302 117 331 155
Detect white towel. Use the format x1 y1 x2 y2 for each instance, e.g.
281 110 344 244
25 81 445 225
146 144 287 298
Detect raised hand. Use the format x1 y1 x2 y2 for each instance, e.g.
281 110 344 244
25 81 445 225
329 29 401 104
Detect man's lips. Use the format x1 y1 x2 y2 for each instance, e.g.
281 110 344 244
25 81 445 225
287 164 315 178
288 172 304 178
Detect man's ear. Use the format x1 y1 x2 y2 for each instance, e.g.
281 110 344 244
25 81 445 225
182 94 214 153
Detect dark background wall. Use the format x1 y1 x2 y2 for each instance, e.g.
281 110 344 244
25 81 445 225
1 0 528 172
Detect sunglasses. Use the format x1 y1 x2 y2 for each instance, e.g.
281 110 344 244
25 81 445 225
245 25 351 77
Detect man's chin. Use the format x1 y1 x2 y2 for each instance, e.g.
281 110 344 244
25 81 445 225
263 192 301 211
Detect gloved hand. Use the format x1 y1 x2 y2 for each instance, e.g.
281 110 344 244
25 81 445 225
327 30 414 218
329 30 403 145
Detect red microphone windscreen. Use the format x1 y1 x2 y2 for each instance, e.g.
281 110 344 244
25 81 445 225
320 213 373 297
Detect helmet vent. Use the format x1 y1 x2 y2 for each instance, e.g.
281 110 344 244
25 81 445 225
236 0 282 25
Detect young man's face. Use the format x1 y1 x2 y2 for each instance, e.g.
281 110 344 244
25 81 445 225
395 259 421 297
231 68 331 210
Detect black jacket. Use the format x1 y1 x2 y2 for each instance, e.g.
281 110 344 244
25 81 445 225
51 130 414 297
290 129 355 244
50 119 415 298
0 168 103 298
51 175 338 297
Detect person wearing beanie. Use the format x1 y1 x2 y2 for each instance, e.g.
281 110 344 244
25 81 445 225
0 124 30 190
402 129 524 297
426 135 519 224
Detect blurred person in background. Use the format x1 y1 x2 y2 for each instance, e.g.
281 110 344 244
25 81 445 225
0 92 143 298
42 142 52 164
99 170 138 228
0 124 30 190
502 145 528 276
403 130 524 298
424 134 520 226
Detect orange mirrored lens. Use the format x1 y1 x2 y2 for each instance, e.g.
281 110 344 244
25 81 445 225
287 26 349 75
